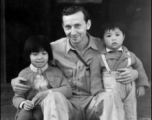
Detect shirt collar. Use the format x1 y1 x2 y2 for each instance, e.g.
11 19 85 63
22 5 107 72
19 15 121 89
66 38 75 53
88 34 98 50
30 63 48 73
66 33 98 54
106 46 123 52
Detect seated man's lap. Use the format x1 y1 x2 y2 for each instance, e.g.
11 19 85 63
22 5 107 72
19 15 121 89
80 92 118 120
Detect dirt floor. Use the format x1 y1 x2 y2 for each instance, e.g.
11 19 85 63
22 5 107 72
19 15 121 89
1 84 151 120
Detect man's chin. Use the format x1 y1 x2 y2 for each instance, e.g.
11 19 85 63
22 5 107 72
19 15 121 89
71 39 80 44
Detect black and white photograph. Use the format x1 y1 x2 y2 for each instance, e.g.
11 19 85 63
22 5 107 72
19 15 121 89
1 0 151 120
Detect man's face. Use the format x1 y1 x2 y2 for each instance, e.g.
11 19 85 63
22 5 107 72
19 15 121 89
103 28 125 50
62 11 91 46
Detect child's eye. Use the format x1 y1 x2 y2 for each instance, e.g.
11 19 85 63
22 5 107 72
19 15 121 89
31 53 38 56
116 34 120 36
42 52 47 55
106 35 111 37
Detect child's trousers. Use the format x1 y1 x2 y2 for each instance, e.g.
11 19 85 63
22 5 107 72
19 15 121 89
113 81 137 120
15 105 43 120
16 92 78 120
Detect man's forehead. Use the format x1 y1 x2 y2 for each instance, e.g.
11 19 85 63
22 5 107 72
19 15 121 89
62 11 85 23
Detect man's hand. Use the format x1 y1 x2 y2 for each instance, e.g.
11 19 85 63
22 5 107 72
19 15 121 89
11 77 30 94
23 100 34 111
136 86 145 97
32 90 49 106
116 67 138 84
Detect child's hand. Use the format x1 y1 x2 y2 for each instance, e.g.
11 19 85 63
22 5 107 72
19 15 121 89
32 90 49 106
23 100 34 111
136 86 145 97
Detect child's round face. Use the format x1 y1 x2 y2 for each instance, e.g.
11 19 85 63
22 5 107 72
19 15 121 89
103 28 125 50
30 51 49 68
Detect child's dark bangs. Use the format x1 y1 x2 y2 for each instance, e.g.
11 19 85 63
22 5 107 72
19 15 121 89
30 43 45 53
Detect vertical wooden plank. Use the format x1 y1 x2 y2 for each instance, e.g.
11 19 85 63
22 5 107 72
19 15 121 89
1 0 6 83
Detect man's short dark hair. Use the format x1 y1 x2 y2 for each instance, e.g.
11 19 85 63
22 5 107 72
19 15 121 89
62 6 90 23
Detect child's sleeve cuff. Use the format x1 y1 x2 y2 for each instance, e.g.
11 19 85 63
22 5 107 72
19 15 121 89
19 101 26 108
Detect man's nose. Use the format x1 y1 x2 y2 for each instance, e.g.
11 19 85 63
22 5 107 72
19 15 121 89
71 27 76 35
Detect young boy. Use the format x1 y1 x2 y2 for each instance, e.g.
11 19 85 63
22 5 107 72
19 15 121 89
90 22 150 120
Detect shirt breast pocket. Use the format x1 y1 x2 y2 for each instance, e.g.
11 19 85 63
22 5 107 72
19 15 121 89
63 69 74 86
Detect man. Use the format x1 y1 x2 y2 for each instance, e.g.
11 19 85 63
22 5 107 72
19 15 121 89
11 6 138 120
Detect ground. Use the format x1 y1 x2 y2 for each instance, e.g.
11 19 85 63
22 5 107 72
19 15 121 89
1 84 151 120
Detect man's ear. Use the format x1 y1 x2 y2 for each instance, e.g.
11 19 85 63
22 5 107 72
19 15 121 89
86 20 91 30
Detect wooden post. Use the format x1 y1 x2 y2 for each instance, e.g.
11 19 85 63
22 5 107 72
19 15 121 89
1 0 6 83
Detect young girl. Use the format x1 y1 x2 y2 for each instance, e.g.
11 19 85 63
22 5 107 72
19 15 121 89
13 35 74 120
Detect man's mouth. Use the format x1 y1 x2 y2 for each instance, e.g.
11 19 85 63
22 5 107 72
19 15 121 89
70 35 78 39
71 37 77 40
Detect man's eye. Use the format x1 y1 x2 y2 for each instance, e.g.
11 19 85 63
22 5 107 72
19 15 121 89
65 26 71 29
75 24 80 28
